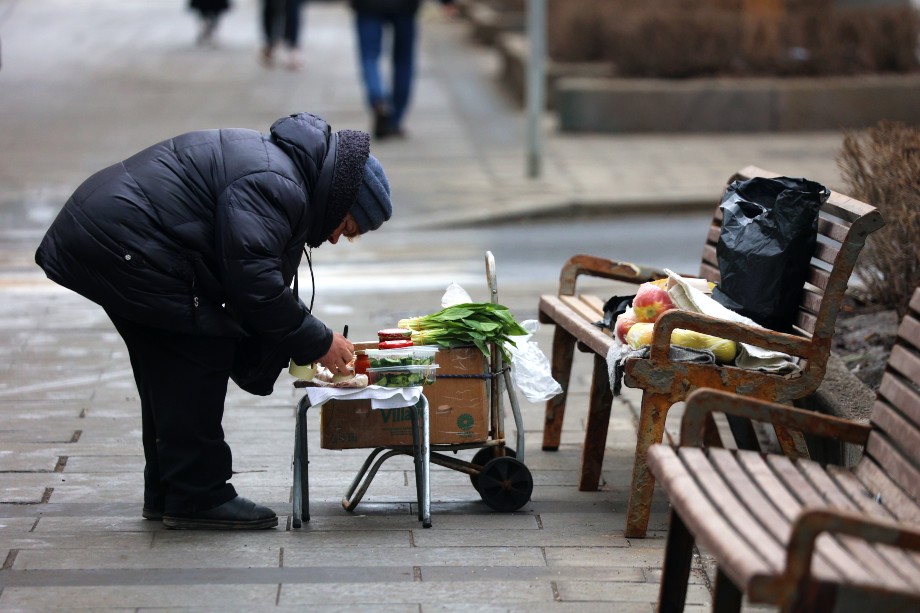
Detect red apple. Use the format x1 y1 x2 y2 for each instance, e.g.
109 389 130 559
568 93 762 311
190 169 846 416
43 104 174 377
632 280 676 323
614 308 639 344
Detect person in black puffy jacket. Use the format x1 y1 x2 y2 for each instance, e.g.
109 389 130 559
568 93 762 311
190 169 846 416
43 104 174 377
35 113 392 530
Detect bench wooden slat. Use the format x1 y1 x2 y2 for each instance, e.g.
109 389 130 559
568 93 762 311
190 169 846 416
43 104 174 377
580 294 606 312
805 266 831 292
829 466 920 583
794 310 818 336
865 432 920 503
647 446 778 592
558 294 605 326
697 262 720 283
708 447 793 544
876 371 920 431
870 399 920 471
852 458 920 524
828 466 898 520
701 244 718 270
681 448 787 572
737 451 802 521
888 339 920 383
899 315 920 351
800 287 823 316
812 241 840 267
706 224 721 245
704 448 858 579
817 215 851 244
798 461 918 591
822 192 881 223
539 295 614 357
765 455 881 585
734 451 868 580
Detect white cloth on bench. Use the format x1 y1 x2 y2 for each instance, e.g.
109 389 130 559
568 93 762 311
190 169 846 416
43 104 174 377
665 270 801 376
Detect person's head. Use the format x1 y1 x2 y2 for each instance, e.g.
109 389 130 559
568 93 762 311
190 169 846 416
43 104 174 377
269 114 392 247
350 154 391 231
327 154 392 244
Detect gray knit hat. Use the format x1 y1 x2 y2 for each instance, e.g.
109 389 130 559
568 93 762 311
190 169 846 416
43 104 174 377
351 155 392 233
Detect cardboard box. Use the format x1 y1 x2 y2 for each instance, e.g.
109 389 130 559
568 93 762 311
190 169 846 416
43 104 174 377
320 346 491 449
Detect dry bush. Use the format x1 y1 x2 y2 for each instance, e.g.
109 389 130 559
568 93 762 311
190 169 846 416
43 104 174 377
837 121 920 317
545 0 920 78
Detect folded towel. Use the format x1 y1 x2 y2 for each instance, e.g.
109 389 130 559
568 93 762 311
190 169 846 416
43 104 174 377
304 385 423 410
665 269 801 376
606 344 717 396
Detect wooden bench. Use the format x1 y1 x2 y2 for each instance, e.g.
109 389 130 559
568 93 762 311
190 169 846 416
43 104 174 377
647 287 920 612
537 165 884 538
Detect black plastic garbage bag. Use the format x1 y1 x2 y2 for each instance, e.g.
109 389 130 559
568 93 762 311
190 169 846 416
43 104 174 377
594 294 635 330
712 176 829 332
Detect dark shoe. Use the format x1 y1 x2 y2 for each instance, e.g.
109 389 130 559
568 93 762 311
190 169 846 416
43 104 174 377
163 496 278 530
373 103 392 139
142 507 164 521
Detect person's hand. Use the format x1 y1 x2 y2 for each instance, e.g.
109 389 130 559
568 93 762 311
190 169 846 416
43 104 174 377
317 332 355 375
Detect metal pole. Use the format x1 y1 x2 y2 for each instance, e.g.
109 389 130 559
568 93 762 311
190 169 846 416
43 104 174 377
526 0 546 178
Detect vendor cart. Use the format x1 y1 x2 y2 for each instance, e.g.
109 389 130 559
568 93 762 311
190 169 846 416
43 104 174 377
291 251 533 528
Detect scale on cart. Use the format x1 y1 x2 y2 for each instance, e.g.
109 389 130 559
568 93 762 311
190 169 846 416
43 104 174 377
290 251 534 528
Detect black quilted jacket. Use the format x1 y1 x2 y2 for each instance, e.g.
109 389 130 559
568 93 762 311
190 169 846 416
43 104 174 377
35 113 366 368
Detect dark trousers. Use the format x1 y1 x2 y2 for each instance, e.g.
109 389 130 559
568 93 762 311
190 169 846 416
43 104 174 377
355 9 417 129
262 0 303 48
108 312 238 514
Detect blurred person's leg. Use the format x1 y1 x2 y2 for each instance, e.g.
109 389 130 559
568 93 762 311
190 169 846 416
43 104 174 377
389 10 418 133
260 0 282 66
284 0 302 48
283 0 304 70
356 13 391 137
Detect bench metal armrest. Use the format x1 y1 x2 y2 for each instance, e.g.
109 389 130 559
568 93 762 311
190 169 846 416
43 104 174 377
647 309 811 363
679 389 871 447
558 254 669 295
784 510 920 599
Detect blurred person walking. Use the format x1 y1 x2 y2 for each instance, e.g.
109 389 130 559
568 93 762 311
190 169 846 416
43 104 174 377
350 0 456 139
35 113 393 530
189 0 231 47
260 0 306 71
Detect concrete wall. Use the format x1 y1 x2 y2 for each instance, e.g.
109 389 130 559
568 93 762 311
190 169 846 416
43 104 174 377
556 73 920 133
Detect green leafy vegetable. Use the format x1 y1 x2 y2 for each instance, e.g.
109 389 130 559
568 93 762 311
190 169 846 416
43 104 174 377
397 302 528 361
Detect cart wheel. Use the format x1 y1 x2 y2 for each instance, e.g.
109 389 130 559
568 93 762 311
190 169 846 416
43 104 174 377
469 447 516 492
477 457 532 512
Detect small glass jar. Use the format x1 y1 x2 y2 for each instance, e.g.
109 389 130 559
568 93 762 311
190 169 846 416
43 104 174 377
354 351 370 375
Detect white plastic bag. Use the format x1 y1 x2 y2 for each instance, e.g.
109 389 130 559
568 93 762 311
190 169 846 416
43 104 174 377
441 282 473 308
505 320 563 402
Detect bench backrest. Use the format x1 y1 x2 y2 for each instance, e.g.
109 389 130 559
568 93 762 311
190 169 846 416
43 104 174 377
697 166 884 373
865 288 920 506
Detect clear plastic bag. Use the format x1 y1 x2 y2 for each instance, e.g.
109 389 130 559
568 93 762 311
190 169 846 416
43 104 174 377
505 320 563 402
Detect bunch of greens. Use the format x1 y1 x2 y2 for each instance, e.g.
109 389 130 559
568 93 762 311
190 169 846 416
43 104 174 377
398 303 528 362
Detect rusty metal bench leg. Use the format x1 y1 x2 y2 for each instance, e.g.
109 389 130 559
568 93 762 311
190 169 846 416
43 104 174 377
625 391 671 538
658 509 695 613
542 324 576 451
712 567 743 613
578 352 614 491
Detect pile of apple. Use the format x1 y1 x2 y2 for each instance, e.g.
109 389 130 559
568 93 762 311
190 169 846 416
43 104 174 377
614 279 737 364
614 279 674 344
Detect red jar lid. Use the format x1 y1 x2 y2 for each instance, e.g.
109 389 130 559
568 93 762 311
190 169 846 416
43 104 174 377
378 328 413 341
379 339 413 349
